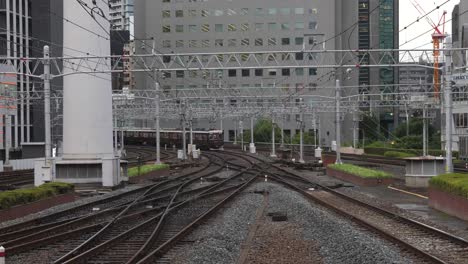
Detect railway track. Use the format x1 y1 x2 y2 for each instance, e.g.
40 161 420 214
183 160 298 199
126 145 176 166
3 152 262 264
0 170 34 190
215 150 468 264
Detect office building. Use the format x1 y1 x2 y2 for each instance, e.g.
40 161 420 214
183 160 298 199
135 0 399 146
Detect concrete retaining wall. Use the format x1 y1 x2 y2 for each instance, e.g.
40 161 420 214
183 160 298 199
0 193 76 222
429 188 468 221
326 167 394 187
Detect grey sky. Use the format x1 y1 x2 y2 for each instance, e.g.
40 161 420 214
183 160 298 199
399 0 459 49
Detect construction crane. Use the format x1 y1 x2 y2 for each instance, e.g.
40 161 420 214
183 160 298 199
410 0 447 100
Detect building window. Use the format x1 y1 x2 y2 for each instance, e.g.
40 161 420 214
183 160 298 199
309 21 317 30
162 10 170 18
242 69 250 77
162 25 171 33
215 24 223 32
295 22 304 30
255 8 264 16
295 37 304 45
279 8 290 15
202 40 210 47
296 68 304 76
189 40 198 48
201 10 209 17
241 39 250 46
295 8 304 15
189 25 197 32
176 71 184 78
282 69 290 76
241 23 249 31
268 23 278 31
455 113 468 128
228 39 237 47
190 71 197 78
308 83 318 91
268 69 277 76
268 38 277 46
295 52 304 60
176 25 184 32
255 23 264 31
215 39 224 47
241 8 248 15
268 8 277 15
281 38 290 45
281 23 289 30
189 9 196 17
162 40 171 48
163 71 171 78
202 24 210 32
255 69 263 76
162 0 170 3
308 36 316 45
309 68 317 75
214 9 223 16
176 40 184 47
175 10 183 17
227 8 236 15
255 38 263 46
228 24 237 31
228 69 237 77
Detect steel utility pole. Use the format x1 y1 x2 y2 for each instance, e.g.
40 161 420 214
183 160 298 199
423 104 427 157
240 120 244 151
155 81 161 164
180 102 187 160
444 37 453 173
250 116 255 153
299 112 305 164
44 45 51 163
271 118 277 158
335 80 342 164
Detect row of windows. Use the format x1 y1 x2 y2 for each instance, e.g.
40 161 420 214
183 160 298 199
162 83 319 91
163 68 318 79
162 7 317 17
162 36 312 48
162 21 317 33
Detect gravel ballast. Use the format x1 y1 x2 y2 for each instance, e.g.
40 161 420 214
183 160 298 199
171 188 263 264
263 182 413 264
169 181 414 264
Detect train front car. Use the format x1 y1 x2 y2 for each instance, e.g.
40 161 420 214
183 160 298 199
208 130 224 149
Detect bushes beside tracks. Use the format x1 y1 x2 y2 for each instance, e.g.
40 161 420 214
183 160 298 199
430 173 468 199
328 164 392 179
0 182 74 210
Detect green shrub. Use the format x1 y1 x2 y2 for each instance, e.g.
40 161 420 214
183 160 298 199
384 151 416 158
0 182 74 210
430 173 468 199
328 164 392 179
128 163 170 177
364 147 459 159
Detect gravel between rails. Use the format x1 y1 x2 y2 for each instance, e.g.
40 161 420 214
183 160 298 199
0 184 145 229
260 182 414 264
171 187 264 264
167 181 414 264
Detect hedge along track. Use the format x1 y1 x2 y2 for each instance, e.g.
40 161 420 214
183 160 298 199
0 154 224 261
54 154 259 264
217 150 468 264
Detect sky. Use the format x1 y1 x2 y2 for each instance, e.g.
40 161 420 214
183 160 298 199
399 0 459 49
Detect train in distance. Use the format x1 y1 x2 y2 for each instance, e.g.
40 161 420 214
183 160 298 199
124 129 224 150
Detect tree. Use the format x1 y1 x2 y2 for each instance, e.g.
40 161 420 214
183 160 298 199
253 118 282 143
